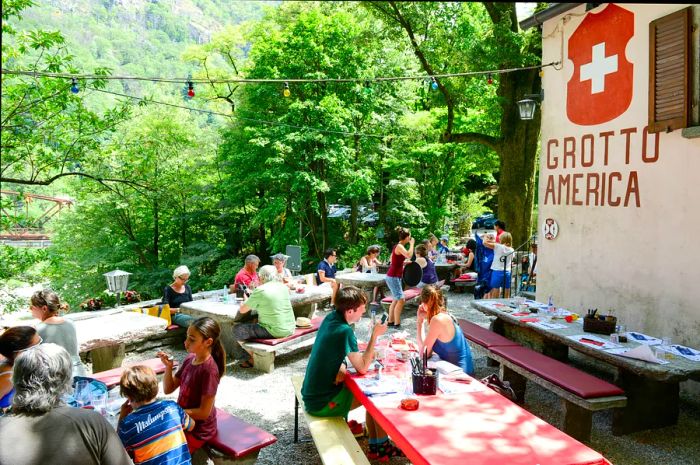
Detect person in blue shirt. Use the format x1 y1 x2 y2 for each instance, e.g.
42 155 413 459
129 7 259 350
118 365 194 464
317 248 339 305
474 233 495 299
437 235 450 254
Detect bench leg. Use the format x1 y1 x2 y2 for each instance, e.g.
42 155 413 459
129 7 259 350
251 350 275 373
562 399 592 443
207 447 260 465
294 395 299 443
91 343 125 373
499 365 526 403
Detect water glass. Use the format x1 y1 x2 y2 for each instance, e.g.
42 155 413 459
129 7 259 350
92 392 107 415
74 380 92 407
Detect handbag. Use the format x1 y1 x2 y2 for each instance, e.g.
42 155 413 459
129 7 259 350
480 374 517 402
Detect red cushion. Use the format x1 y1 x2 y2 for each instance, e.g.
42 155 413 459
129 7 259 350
250 316 323 346
490 346 625 399
90 358 176 389
209 408 277 458
381 287 422 303
456 275 476 281
457 319 520 348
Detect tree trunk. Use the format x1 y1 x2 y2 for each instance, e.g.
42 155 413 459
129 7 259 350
153 198 159 266
496 68 541 246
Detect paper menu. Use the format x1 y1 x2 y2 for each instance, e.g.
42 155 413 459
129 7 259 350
606 345 670 364
528 321 567 330
625 332 662 346
568 334 622 350
659 345 700 362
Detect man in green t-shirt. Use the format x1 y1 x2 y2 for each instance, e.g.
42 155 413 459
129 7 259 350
301 286 404 461
233 265 296 368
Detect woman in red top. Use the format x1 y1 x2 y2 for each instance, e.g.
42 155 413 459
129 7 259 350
385 227 415 327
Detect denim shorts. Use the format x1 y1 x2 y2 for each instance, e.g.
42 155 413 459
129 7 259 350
385 276 404 300
489 270 512 289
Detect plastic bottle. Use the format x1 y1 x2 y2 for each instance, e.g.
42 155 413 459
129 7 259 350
223 286 229 303
547 295 555 317
371 307 377 326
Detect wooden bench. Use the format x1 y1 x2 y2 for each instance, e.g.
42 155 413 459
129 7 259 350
457 318 627 442
379 280 447 312
291 375 370 465
193 408 277 465
240 317 323 373
90 358 176 389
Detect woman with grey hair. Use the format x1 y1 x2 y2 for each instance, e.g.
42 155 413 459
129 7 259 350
0 343 132 465
162 264 195 328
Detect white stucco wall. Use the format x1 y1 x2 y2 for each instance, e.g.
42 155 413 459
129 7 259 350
537 3 700 348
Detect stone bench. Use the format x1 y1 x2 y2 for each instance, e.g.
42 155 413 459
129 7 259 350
291 375 370 465
457 318 627 442
240 317 323 373
379 280 447 312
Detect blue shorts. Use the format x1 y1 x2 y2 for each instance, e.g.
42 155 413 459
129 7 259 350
385 276 404 300
489 270 511 289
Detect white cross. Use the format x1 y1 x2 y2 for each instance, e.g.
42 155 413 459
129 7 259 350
580 42 618 94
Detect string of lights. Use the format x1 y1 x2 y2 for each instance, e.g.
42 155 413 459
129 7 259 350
1 62 558 84
89 87 390 139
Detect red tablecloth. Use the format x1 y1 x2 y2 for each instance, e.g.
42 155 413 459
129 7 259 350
345 365 611 465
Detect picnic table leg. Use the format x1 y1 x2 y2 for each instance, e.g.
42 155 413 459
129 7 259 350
612 370 679 435
91 343 125 373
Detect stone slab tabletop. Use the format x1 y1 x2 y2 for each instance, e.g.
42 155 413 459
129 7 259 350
471 299 700 383
180 285 332 321
334 271 388 289
1 308 167 353
74 311 167 353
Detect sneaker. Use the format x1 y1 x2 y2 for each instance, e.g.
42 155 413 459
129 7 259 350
347 420 364 438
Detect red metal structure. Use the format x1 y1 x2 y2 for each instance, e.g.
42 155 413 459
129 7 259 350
0 190 74 241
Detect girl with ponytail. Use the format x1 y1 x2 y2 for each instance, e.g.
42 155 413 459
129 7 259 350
158 317 226 454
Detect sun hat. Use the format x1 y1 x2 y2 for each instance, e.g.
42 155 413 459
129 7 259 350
295 317 312 328
271 253 290 262
440 235 449 241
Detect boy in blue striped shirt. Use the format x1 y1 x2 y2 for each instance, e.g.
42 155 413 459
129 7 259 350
118 365 194 465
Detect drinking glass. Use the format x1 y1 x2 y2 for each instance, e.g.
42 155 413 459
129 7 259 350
92 392 107 416
74 380 92 407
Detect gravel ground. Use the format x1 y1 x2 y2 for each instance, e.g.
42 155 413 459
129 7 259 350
123 291 700 465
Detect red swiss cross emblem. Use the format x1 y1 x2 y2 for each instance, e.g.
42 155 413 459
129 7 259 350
566 4 634 125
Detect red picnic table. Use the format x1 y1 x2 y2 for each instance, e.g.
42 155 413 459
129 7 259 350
345 363 611 465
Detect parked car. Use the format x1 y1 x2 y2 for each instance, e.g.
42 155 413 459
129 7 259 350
361 212 379 226
472 212 497 229
328 206 351 220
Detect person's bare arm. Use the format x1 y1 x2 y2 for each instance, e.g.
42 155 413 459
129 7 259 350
347 322 387 374
185 394 216 420
318 270 336 284
157 351 181 394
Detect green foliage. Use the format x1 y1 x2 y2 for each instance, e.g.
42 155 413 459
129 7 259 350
0 245 48 283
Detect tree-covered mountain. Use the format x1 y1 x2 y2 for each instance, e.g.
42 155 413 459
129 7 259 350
14 0 268 101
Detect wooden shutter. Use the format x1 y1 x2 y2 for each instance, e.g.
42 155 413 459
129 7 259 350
649 7 691 133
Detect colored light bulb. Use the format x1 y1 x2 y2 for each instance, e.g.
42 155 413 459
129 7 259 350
283 82 290 97
187 82 195 98
430 77 438 91
70 78 79 94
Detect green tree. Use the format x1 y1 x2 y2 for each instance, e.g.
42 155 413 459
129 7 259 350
367 2 543 244
1 0 131 188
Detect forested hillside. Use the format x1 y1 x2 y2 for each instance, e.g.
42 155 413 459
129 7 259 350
2 1 540 311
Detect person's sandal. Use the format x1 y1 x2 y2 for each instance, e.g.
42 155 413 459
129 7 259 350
377 441 404 462
239 359 254 369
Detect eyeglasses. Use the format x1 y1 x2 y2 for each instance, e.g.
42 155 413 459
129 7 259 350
14 336 43 354
178 276 190 282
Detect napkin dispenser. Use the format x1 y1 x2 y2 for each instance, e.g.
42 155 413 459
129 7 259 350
583 315 616 335
412 370 438 395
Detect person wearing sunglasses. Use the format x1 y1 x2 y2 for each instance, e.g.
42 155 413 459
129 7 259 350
162 265 195 328
30 289 86 377
0 326 41 413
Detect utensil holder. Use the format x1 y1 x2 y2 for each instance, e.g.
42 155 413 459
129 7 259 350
583 315 617 335
412 371 438 395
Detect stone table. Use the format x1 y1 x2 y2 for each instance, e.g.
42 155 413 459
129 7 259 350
180 285 332 356
334 272 388 291
471 298 700 434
